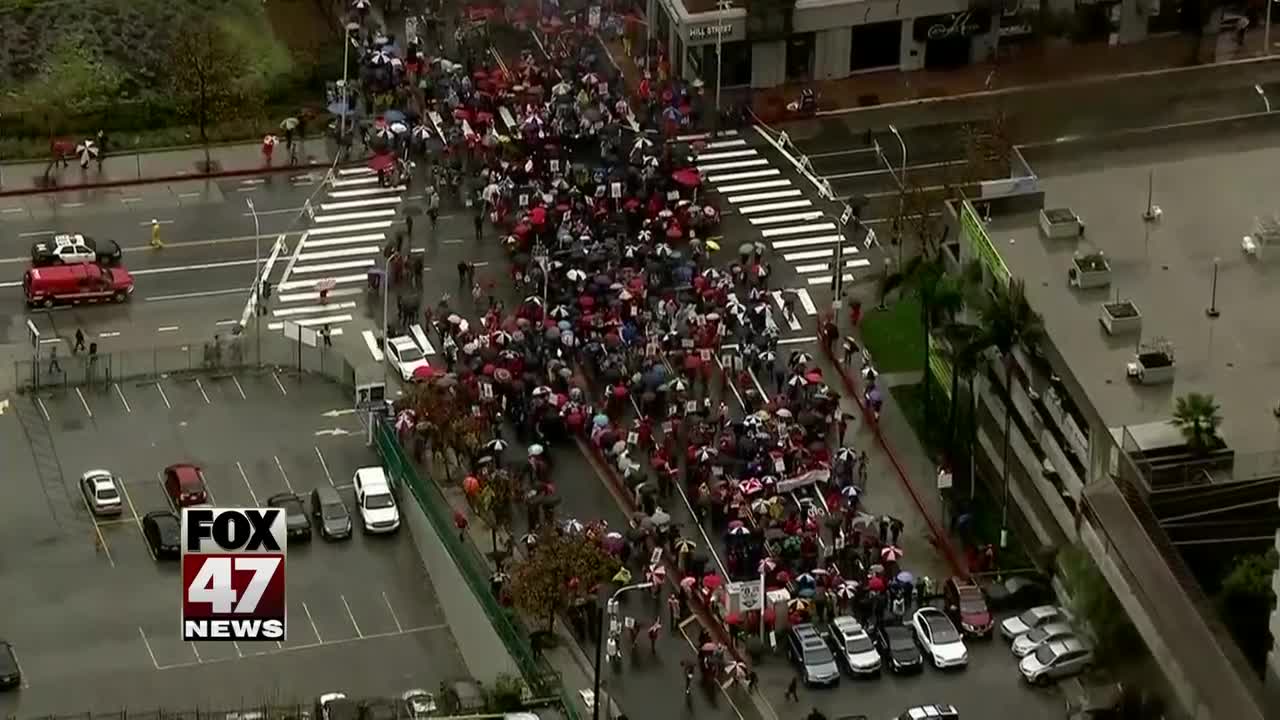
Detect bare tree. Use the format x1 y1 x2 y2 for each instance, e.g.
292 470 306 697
170 16 247 172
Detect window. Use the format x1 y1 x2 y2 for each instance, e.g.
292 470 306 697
849 21 901 71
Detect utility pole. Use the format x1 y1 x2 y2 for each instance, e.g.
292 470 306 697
592 582 654 720
245 197 262 366
713 0 733 138
339 22 361 140
888 124 908 266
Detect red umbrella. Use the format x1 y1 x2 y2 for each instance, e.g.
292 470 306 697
724 612 741 625
804 370 823 383
672 168 701 188
867 575 887 592
530 207 547 226
476 111 495 125
412 365 439 381
453 108 472 121
483 363 496 375
368 152 395 172
684 354 701 371
473 70 488 81
666 225 683 240
579 296 595 308
462 475 481 496
702 573 722 590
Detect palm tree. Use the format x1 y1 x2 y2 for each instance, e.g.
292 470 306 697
879 254 966 421
1171 392 1222 454
979 278 1044 543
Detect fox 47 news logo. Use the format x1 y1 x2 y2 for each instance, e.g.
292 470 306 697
182 508 287 641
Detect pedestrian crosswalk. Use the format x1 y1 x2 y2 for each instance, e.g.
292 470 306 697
692 131 873 290
266 166 403 341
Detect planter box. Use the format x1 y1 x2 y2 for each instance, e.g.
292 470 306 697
1069 254 1111 289
1128 351 1176 385
1100 301 1142 335
1040 207 1082 239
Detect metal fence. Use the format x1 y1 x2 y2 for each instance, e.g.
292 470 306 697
12 332 356 394
371 419 580 720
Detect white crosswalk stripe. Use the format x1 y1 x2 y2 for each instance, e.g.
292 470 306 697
737 200 812 215
718 179 792 194
761 223 837 238
749 212 824 226
694 149 758 161
728 190 802 205
263 170 407 350
706 169 780 183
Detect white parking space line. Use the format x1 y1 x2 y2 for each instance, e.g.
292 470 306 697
305 233 386 249
274 456 294 493
279 273 366 292
272 301 358 318
190 643 202 663
288 259 376 275
138 627 160 669
706 168 780 183
770 234 843 249
362 330 384 362
237 461 261 505
320 196 403 211
36 397 50 422
267 314 354 329
761 222 837 238
74 387 93 418
695 149 758 161
748 211 823 226
120 482 149 559
341 595 364 638
316 446 336 486
307 220 394 237
717 179 791 194
382 592 404 633
233 641 244 659
328 186 405 198
303 602 323 643
81 492 115 568
726 189 802 204
273 372 288 396
155 623 448 670
296 246 380 262
736 200 811 215
114 383 132 413
195 378 211 404
312 209 397 224
233 377 247 399
156 382 172 409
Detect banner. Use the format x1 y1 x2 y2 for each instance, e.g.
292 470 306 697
776 467 830 494
960 200 1011 288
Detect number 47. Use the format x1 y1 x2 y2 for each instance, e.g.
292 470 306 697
189 557 280 614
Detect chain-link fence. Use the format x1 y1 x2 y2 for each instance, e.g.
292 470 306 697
12 332 356 394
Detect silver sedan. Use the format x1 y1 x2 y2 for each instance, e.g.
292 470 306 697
80 469 123 516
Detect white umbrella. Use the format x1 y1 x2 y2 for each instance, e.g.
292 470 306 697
280 117 300 131
75 140 99 166
631 136 654 153
552 81 572 96
412 125 432 141
262 134 279 146
390 121 409 134
369 49 393 66
352 0 370 8
374 125 393 140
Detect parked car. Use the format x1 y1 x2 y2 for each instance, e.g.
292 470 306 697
943 577 993 638
311 485 353 541
985 574 1053 611
911 607 968 669
386 335 430 382
1001 605 1069 640
267 492 312 542
315 694 358 720
400 689 437 720
785 623 841 686
1020 637 1094 685
357 697 398 720
142 511 181 560
895 705 959 720
1011 622 1078 658
79 469 123 516
353 467 400 534
0 640 20 690
826 616 880 676
1067 681 1127 720
872 623 922 674
162 463 209 509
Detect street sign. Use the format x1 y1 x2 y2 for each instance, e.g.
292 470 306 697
864 227 877 249
840 204 853 225
588 6 601 27
26 319 39 349
355 382 386 410
727 578 764 614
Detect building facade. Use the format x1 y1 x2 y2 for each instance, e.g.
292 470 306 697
648 0 1158 89
1269 505 1280 712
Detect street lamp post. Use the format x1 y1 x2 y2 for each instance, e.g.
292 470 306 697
713 0 733 138
592 581 654 720
1268 0 1275 56
382 252 394 385
887 124 908 266
245 197 262 366
339 22 361 141
1206 256 1221 318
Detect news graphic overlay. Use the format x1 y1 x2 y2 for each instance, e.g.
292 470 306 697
182 508 287 641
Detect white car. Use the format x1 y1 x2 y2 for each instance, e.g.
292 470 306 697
1000 605 1068 640
827 616 880 675
386 335 430 382
400 689 437 720
80 469 124 516
353 467 400 533
1011 621 1077 657
911 607 968 669
1019 637 1094 685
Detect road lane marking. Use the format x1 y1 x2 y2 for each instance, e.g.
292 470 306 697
237 461 260 505
278 287 361 303
286 258 376 276
320 196 403 211
122 481 150 559
315 446 335 486
138 627 160 669
18 230 54 237
195 378 211 404
782 249 833 261
157 326 179 333
272 301 358 318
80 489 115 568
303 602 323 643
296 246 380 262
177 192 203 199
695 149 759 161
313 209 397 224
233 641 243 659
146 287 250 302
729 189 803 205
2 207 25 214
769 235 843 250
75 387 93 418
190 643 202 663
274 455 294 493
278 272 365 292
329 176 381 187
139 219 175 226
337 167 374 176
114 383 132 413
748 211 823 226
307 220 394 237
240 207 302 216
328 186 405 198
305 233 386 249
273 372 288 396
99 331 121 338
36 397 50 422
382 592 404 633
341 594 364 638
267 314 353 329
232 376 247 399
61 202 85 208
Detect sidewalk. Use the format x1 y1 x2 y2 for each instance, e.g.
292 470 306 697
0 140 334 196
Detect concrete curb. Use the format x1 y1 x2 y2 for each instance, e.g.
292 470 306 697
0 161 332 198
816 334 966 577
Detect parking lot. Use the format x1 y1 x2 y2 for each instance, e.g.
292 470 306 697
754 605 1066 719
0 371 468 714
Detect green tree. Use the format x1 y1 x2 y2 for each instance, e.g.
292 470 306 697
979 278 1043 542
509 530 619 632
1215 549 1278 670
1059 544 1141 662
879 254 966 422
1171 392 1223 455
477 468 520 554
939 323 991 472
169 15 250 172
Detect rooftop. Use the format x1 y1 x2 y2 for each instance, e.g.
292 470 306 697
995 126 1280 453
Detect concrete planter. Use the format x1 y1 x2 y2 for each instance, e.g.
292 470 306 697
1133 351 1176 385
1069 252 1111 289
1040 207 1082 239
1100 301 1142 335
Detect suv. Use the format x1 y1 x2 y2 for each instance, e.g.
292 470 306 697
943 577 993 638
1020 637 1094 685
896 705 959 720
311 485 353 541
353 467 400 534
31 233 121 266
785 623 840 686
826 615 880 675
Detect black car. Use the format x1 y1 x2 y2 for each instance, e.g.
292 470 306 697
984 574 1053 611
268 492 312 542
358 698 398 720
872 623 923 674
310 486 353 541
0 640 20 689
142 511 181 560
30 233 121 267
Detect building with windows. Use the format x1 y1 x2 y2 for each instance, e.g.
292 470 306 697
646 0 1162 89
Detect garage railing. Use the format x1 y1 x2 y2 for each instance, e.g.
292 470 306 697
371 417 580 720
